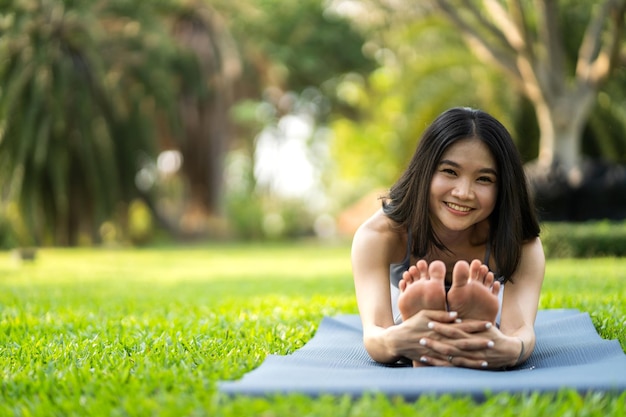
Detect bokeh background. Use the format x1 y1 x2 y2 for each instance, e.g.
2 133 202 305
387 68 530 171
1 0 625 250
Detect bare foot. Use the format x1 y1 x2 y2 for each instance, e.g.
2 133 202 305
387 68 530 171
398 260 447 368
446 259 500 323
398 260 447 321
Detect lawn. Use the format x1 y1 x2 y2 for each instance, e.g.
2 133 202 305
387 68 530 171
0 242 624 416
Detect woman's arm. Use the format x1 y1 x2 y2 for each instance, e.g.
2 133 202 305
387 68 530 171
497 237 545 365
351 216 406 363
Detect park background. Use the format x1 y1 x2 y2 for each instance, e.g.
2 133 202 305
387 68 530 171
0 0 625 416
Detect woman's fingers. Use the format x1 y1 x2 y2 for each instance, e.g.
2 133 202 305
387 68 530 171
418 337 492 369
401 311 497 365
387 310 461 362
419 309 461 324
420 354 489 369
402 310 461 335
429 318 494 337
418 334 493 358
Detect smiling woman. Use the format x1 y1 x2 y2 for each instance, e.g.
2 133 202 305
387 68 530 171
429 138 498 236
351 107 544 370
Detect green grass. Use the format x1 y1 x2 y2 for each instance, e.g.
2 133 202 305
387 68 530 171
0 243 624 416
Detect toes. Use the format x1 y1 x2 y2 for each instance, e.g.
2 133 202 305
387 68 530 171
484 271 495 287
428 260 446 281
479 265 490 283
402 269 415 284
404 260 434 286
468 259 483 282
452 260 470 286
416 260 429 279
491 280 501 297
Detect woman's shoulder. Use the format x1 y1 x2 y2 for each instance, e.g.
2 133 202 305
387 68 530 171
513 236 545 276
506 236 545 286
352 210 406 260
354 210 401 238
521 236 544 258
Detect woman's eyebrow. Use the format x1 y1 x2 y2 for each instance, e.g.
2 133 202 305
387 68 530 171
438 159 497 175
438 159 459 167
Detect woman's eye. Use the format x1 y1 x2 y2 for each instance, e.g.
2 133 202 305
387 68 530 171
442 168 456 175
478 176 494 183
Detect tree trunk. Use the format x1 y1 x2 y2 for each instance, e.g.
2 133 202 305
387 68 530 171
432 0 625 172
168 5 240 237
534 86 596 173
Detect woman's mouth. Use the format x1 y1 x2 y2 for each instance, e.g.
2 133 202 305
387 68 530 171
445 202 472 212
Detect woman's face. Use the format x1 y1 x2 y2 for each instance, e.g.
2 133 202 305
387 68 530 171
428 137 498 234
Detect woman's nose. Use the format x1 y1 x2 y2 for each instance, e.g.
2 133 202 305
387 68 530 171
451 179 474 199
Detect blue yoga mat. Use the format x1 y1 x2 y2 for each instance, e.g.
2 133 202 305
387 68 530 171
219 310 626 400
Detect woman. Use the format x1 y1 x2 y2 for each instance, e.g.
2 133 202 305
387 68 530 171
351 107 545 370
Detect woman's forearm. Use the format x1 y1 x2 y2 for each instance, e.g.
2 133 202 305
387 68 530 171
363 325 403 364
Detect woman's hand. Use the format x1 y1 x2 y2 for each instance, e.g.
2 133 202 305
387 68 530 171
377 309 457 364
381 310 491 365
417 319 525 369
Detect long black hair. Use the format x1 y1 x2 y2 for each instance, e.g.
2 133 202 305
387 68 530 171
382 107 540 281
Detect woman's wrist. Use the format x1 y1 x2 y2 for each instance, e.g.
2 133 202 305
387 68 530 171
382 323 406 362
364 325 403 364
513 337 525 366
503 337 525 369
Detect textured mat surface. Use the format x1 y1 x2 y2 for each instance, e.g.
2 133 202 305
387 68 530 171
219 310 626 399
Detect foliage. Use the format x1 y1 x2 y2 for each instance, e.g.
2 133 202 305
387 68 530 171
328 11 518 196
541 221 626 258
584 73 626 164
562 1 626 165
0 0 191 246
223 142 332 242
431 0 626 170
0 244 624 415
2 0 625 243
329 1 626 200
218 0 375 102
225 187 319 240
0 0 376 245
217 0 377 236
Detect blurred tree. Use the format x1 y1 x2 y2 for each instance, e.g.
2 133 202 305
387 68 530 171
149 1 241 238
0 0 376 244
428 0 626 221
221 0 375 107
328 1 626 221
584 65 626 164
432 0 626 174
210 0 376 238
0 0 186 245
328 5 517 199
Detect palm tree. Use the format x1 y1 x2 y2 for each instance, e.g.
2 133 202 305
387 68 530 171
0 0 182 246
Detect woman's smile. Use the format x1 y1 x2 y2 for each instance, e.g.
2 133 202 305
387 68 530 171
444 202 473 213
429 137 498 233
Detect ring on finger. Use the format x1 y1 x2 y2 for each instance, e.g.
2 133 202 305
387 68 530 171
447 355 454 363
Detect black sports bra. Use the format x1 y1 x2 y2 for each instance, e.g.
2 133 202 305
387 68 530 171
389 233 504 292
